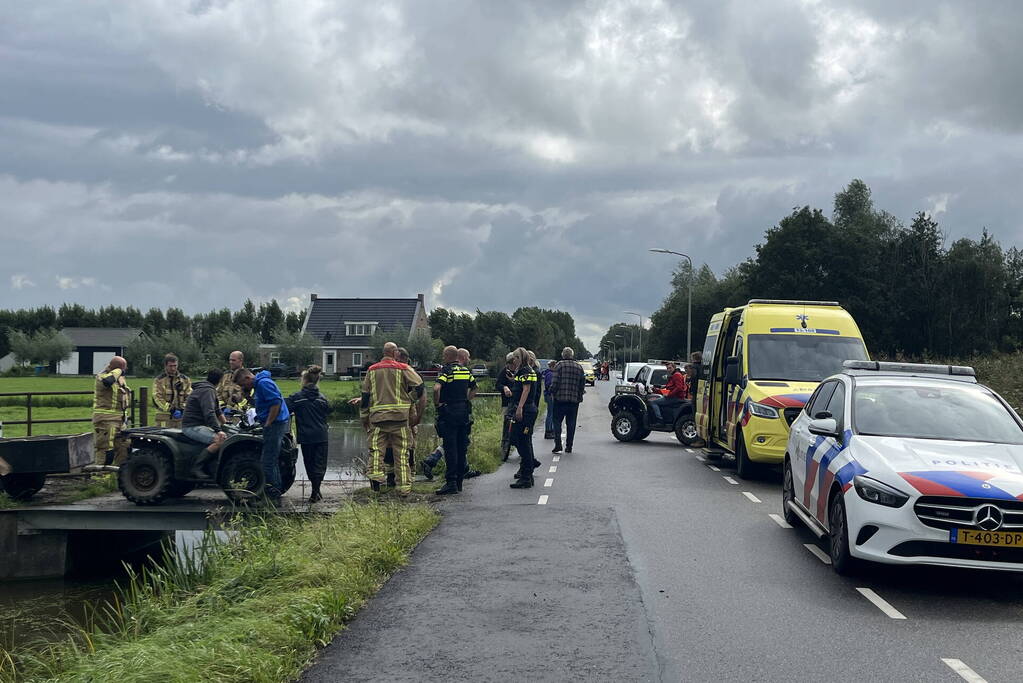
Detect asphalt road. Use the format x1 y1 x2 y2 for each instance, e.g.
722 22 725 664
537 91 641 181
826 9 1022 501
303 380 1023 682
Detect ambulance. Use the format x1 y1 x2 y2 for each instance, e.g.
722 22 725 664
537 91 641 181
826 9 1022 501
695 300 868 479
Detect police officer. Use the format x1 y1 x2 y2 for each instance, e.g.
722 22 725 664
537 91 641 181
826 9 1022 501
434 345 476 495
361 342 425 496
508 347 538 489
153 353 192 428
217 350 248 421
93 356 131 466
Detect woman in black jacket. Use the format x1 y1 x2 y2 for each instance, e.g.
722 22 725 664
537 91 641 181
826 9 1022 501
286 365 332 503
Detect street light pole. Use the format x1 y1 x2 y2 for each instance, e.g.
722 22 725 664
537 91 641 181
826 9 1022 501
625 311 642 363
649 248 693 360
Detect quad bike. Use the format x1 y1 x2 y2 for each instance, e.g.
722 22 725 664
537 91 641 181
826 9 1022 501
116 423 298 505
607 385 698 445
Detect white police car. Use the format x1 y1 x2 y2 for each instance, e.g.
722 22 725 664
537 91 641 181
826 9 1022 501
783 360 1023 573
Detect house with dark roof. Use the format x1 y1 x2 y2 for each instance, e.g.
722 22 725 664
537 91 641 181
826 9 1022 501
56 327 144 375
301 293 429 374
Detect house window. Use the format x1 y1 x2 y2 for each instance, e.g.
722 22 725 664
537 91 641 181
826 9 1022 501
345 322 377 336
352 352 363 368
325 352 335 366
270 352 281 364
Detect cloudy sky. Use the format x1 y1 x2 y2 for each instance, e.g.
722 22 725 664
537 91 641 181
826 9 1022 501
2 1 1022 350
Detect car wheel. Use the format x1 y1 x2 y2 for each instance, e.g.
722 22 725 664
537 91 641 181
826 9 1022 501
782 459 798 526
735 430 761 480
118 448 174 506
674 417 699 446
0 473 47 501
611 410 641 442
828 492 860 575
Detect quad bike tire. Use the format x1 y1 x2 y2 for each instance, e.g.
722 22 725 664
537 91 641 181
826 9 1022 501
118 448 175 505
220 448 266 503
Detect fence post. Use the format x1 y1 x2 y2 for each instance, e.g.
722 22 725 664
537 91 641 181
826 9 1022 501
26 393 32 437
139 387 148 427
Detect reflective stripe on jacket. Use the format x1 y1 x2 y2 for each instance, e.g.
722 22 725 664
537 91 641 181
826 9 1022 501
361 358 423 424
94 368 130 415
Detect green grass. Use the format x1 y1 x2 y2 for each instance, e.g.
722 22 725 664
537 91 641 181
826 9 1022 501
0 502 439 683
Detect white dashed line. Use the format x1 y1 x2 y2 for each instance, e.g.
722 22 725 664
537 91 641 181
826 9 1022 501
722 476 739 485
768 513 793 529
941 659 987 683
552 456 561 463
549 466 557 473
855 587 907 620
537 495 549 505
803 543 832 565
544 478 554 487
742 491 762 503
708 464 721 472
695 455 706 462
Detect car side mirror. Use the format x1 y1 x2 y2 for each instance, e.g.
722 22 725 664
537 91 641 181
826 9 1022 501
808 417 841 439
723 356 740 385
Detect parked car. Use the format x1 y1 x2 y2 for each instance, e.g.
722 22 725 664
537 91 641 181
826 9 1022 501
784 360 1023 574
621 362 647 385
470 363 489 378
578 360 596 385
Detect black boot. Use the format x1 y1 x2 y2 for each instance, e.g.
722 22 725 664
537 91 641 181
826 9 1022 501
435 482 459 495
370 480 381 492
190 448 216 480
510 475 533 489
421 460 435 481
386 472 396 488
309 486 323 503
103 449 115 466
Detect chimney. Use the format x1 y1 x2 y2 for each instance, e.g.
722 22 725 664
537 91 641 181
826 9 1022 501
417 293 424 303
310 293 318 302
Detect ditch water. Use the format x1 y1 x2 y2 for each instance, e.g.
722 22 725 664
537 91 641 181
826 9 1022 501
0 418 434 654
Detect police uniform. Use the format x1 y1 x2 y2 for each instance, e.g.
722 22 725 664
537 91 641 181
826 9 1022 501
435 362 476 491
361 358 424 495
153 371 192 428
217 372 249 421
93 368 131 466
507 363 538 483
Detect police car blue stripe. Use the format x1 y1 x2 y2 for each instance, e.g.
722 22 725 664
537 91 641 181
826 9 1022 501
904 470 1017 500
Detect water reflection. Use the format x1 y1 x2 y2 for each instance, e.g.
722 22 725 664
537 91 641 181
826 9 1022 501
294 419 437 481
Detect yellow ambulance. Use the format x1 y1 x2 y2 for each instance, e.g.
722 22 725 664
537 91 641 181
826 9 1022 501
695 300 868 478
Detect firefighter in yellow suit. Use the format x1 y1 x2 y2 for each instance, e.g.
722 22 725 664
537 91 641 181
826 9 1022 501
93 356 131 466
152 353 192 428
360 342 425 496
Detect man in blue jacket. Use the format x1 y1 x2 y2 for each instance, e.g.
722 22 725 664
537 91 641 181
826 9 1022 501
234 367 291 500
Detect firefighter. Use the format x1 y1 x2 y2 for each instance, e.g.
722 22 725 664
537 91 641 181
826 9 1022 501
433 345 476 495
92 356 131 466
383 347 422 488
152 353 192 428
361 342 425 496
217 350 249 420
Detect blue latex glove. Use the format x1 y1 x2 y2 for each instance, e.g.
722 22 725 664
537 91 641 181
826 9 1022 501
171 409 183 419
223 408 232 416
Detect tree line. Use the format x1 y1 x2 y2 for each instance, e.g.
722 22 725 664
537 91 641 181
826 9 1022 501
427 307 591 362
640 179 1023 361
0 299 306 360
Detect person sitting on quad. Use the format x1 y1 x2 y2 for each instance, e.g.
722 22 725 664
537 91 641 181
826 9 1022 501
650 361 688 424
182 367 228 479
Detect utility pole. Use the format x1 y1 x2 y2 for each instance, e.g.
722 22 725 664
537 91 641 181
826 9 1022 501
649 249 693 359
625 311 642 363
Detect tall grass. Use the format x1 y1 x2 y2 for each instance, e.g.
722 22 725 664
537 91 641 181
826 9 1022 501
0 502 438 682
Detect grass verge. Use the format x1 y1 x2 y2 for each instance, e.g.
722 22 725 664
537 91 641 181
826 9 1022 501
0 502 439 683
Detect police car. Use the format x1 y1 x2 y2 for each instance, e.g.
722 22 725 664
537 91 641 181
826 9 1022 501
783 360 1023 574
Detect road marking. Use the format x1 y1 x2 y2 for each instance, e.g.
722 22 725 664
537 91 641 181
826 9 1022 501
544 478 554 487
742 491 762 503
552 456 561 463
855 588 907 620
941 659 987 683
695 455 706 462
708 464 721 472
685 448 695 453
768 513 793 529
803 543 832 564
537 495 549 505
722 476 739 485
549 466 557 473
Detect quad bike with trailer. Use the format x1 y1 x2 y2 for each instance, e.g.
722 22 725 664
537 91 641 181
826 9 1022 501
607 384 698 446
117 423 298 505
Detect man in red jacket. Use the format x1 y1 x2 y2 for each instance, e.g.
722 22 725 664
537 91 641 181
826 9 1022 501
651 361 687 423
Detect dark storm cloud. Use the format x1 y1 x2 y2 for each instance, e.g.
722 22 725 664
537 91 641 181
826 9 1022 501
2 0 1022 350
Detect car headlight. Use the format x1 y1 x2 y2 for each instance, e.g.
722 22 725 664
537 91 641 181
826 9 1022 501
853 475 909 508
748 401 779 419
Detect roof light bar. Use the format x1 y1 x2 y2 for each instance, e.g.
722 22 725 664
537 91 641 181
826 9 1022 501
842 360 976 378
747 299 841 307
